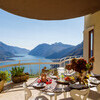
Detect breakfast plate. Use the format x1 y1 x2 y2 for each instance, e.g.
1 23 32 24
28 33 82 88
32 83 46 89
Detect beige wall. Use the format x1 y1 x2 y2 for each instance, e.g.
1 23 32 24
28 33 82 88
84 11 100 74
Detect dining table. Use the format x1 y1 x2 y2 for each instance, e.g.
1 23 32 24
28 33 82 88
29 76 100 100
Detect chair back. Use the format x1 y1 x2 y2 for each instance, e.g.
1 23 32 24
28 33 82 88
83 88 90 100
97 84 100 93
23 82 32 100
23 82 27 88
70 88 90 100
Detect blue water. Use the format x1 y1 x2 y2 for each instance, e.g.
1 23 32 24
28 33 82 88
0 54 52 74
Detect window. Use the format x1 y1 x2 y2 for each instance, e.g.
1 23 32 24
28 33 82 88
89 29 94 59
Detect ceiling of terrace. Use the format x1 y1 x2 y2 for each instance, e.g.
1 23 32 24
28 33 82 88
0 0 100 20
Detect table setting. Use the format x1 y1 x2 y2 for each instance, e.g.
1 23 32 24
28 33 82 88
30 57 100 100
31 67 56 92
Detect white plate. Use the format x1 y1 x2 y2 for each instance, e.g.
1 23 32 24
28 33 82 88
90 80 100 84
89 77 100 84
32 83 46 88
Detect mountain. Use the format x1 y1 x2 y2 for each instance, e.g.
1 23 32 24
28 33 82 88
10 46 29 54
0 51 14 61
66 42 83 56
46 42 83 59
0 41 29 60
46 46 75 59
29 42 73 57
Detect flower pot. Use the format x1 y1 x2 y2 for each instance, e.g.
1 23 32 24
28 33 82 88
20 75 29 82
12 75 29 83
0 80 5 93
12 76 21 83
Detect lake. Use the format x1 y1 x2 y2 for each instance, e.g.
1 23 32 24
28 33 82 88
0 54 52 74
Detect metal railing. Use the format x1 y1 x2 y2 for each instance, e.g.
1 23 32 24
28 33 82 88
0 55 83 77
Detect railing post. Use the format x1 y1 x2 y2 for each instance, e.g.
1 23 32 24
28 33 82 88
39 59 41 77
64 58 66 68
60 59 62 67
30 65 32 75
69 57 71 64
19 60 21 67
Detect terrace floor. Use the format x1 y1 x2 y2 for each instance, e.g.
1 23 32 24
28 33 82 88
0 78 100 100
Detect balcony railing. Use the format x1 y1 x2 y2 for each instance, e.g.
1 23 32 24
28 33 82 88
0 55 83 77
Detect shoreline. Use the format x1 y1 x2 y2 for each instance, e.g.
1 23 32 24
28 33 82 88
0 55 24 62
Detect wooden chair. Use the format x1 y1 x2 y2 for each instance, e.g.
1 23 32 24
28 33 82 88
23 82 48 100
97 84 100 93
70 88 90 100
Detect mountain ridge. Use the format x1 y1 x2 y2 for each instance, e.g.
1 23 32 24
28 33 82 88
0 41 29 60
29 42 74 58
29 42 83 59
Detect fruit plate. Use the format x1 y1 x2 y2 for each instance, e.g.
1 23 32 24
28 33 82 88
56 80 70 85
32 83 46 89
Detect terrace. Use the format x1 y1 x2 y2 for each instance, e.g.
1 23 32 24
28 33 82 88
0 0 100 100
0 56 100 100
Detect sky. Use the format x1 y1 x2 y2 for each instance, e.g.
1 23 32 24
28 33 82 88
0 9 84 50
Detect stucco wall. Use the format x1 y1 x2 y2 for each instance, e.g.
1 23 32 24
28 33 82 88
84 11 100 74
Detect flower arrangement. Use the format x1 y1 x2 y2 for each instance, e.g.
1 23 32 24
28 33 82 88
75 58 87 73
70 57 94 73
71 57 94 84
89 56 94 63
87 56 95 73
71 58 77 70
66 63 72 70
66 58 78 70
66 58 88 73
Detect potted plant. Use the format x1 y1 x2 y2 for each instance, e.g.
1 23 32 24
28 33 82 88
10 67 29 83
0 71 10 92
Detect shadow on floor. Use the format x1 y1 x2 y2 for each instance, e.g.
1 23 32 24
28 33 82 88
1 82 35 94
88 90 100 100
